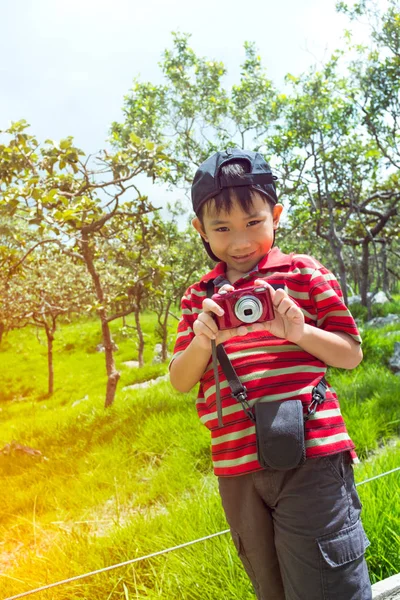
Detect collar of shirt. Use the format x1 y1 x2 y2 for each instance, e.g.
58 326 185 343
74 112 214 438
199 247 294 286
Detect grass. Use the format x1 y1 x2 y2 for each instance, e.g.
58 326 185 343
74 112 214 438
357 441 400 584
350 295 400 322
0 312 171 405
0 303 399 598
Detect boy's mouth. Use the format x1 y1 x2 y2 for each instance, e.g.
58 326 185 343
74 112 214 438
231 251 256 263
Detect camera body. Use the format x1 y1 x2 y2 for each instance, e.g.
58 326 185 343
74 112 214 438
211 285 274 330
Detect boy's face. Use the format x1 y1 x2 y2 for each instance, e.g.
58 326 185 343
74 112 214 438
192 192 283 277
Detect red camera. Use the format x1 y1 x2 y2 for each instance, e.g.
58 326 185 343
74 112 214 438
211 285 274 330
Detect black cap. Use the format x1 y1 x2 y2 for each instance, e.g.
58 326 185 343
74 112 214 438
192 148 278 261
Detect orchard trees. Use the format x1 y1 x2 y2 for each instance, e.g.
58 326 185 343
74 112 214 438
266 56 399 307
2 248 91 396
336 0 400 308
148 205 206 362
111 35 283 184
0 120 170 406
112 12 399 303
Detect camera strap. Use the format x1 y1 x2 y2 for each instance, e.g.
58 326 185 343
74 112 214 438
206 280 254 426
206 278 328 427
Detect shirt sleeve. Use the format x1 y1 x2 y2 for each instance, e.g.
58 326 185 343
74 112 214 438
169 286 197 368
309 267 362 343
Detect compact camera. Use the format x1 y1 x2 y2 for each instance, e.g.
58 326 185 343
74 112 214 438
211 285 274 330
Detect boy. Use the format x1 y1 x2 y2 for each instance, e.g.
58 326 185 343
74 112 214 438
169 148 372 599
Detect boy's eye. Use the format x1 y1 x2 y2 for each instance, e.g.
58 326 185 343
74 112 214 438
247 220 262 227
215 227 229 232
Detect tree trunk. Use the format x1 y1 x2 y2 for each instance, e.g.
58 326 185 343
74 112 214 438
381 243 392 300
101 316 121 407
161 299 172 362
134 307 144 368
325 198 349 304
45 326 54 396
347 249 359 295
81 232 120 408
319 155 349 304
360 240 372 319
333 244 349 306
132 283 145 368
0 322 4 345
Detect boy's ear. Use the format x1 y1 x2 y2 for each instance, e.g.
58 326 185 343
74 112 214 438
192 217 209 242
272 204 284 229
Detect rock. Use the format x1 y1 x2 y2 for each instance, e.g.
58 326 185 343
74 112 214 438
366 314 400 328
122 360 139 368
0 440 48 461
72 395 89 407
372 291 390 304
348 291 389 305
96 342 119 352
122 374 169 391
371 572 400 599
152 343 164 364
389 342 400 375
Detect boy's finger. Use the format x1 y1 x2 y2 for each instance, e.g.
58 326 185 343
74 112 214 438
193 318 217 340
202 298 225 316
222 323 262 340
275 296 293 315
254 278 276 300
218 284 235 293
217 326 247 343
197 312 219 334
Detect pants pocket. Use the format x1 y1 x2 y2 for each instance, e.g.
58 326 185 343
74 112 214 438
323 452 347 484
230 530 261 595
317 519 372 599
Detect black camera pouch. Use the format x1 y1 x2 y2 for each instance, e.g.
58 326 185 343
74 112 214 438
254 400 306 470
205 278 327 458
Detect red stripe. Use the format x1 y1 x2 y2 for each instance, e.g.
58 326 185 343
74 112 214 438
212 434 257 454
172 251 360 476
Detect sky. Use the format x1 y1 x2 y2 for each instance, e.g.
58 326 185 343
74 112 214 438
0 0 376 215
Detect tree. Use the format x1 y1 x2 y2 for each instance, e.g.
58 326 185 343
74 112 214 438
0 215 45 343
148 205 207 361
337 0 400 170
2 249 91 396
265 57 399 306
95 213 163 367
111 34 283 185
0 120 170 406
113 22 399 306
336 0 400 308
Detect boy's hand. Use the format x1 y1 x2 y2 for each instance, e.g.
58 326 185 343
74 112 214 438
252 279 305 343
193 284 261 350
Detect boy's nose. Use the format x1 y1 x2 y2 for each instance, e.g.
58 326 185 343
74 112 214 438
231 236 252 253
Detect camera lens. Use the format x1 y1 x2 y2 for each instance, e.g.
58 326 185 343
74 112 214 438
234 295 263 323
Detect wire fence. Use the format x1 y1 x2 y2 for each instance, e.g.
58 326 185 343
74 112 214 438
3 466 400 600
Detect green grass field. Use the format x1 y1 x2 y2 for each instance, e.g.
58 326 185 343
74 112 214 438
1 304 399 599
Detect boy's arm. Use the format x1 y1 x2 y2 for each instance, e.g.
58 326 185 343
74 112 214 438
294 326 362 370
169 337 212 393
253 279 362 370
170 283 260 393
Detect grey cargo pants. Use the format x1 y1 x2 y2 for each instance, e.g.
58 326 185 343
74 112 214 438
218 452 372 600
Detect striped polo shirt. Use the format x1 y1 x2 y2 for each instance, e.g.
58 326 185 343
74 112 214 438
171 247 362 477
